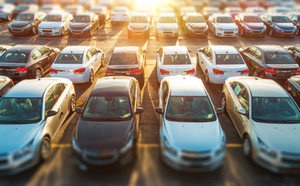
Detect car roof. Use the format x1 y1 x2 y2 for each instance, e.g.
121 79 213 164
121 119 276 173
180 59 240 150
6 45 39 52
210 45 238 54
167 76 207 96
5 78 67 98
255 45 286 52
113 47 139 54
163 46 188 54
61 46 89 54
90 76 134 97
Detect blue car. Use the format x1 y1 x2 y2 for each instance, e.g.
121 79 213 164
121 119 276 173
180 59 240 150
235 13 266 37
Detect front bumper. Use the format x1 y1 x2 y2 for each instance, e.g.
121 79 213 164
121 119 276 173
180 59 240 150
128 29 150 37
215 29 239 37
157 29 178 38
8 26 33 35
272 28 297 37
38 28 61 36
243 28 265 36
68 28 91 37
186 28 208 37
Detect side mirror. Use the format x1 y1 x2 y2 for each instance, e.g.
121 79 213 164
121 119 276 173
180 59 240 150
216 108 224 114
237 108 247 115
46 110 58 118
75 107 82 113
155 107 163 115
135 107 144 115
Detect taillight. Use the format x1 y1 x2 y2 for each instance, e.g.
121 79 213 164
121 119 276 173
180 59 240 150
241 69 249 74
213 68 224 75
294 69 300 74
15 67 28 73
74 68 86 74
128 69 141 75
9 79 14 85
50 68 57 73
186 68 195 74
160 69 170 75
106 69 115 75
264 68 276 74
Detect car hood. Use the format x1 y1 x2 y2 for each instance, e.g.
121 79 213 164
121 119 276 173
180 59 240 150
244 22 265 29
0 123 41 153
39 21 62 29
74 118 133 150
69 22 90 28
157 23 178 30
216 23 238 29
273 22 295 30
253 122 300 152
10 21 32 28
266 64 299 69
164 120 223 151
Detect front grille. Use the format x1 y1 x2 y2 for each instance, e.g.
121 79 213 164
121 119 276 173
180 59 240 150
12 28 23 32
72 31 82 34
282 158 300 164
71 27 83 31
283 31 293 33
86 155 114 161
181 156 211 162
133 27 145 31
42 30 52 32
252 30 262 34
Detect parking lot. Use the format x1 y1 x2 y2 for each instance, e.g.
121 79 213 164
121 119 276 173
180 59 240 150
0 20 300 185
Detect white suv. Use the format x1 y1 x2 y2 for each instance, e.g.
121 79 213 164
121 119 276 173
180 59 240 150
208 14 239 37
156 13 178 39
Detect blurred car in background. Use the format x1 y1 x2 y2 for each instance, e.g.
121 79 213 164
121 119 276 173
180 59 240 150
202 7 220 20
240 0 259 8
68 13 100 37
39 5 61 14
89 6 108 25
128 13 151 39
65 5 85 17
235 13 266 37
12 4 38 18
285 45 300 63
0 3 14 21
156 13 178 39
182 13 208 37
111 6 130 26
208 14 239 37
245 7 267 15
287 12 300 35
285 75 300 107
0 75 13 98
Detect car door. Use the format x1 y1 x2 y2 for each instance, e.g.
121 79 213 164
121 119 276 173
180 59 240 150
31 48 45 76
90 48 101 71
85 49 96 73
39 46 55 72
129 81 138 135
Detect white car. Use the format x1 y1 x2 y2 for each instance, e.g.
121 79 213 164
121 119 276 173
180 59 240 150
208 14 239 37
155 75 226 172
221 76 300 173
156 13 178 38
111 6 130 25
156 46 196 83
278 0 295 7
0 4 14 21
39 5 61 14
50 46 104 84
245 7 267 15
38 12 73 36
197 45 249 84
267 6 290 14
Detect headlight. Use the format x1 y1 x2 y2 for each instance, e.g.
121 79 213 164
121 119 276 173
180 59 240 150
23 24 32 29
163 136 177 156
216 26 223 31
258 138 277 159
244 24 252 31
13 140 34 160
82 25 91 31
262 25 267 31
72 136 81 153
187 24 193 30
273 25 282 31
120 136 133 154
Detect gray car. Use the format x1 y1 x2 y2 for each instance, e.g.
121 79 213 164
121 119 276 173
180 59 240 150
221 76 300 173
0 77 76 175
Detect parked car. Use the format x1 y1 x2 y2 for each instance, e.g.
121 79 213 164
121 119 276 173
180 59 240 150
65 5 85 17
0 45 11 57
68 13 100 37
0 77 76 175
105 47 146 86
128 13 151 39
0 45 60 81
285 75 300 107
179 6 197 20
221 76 300 173
260 14 297 36
156 46 196 83
50 46 104 84
39 5 61 14
278 0 295 7
202 7 220 20
267 6 290 14
240 0 259 8
182 13 208 37
38 12 73 36
197 45 249 84
111 6 130 26
223 0 240 7
0 75 14 98
156 13 178 39
8 11 46 36
0 3 14 21
235 14 266 37
155 75 226 172
72 77 143 169
189 0 203 11
285 45 300 63
259 0 279 9
245 7 267 15
89 6 108 25
208 14 239 37
12 4 39 18
205 0 222 8
224 7 244 18
287 12 300 35
239 45 300 79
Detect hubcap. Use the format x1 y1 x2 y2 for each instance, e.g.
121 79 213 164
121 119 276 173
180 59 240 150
221 96 226 109
71 96 76 112
243 138 251 156
41 139 50 159
36 70 42 78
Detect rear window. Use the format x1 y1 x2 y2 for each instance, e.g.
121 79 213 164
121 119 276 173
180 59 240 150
216 54 244 65
163 54 191 65
55 54 83 64
0 52 28 63
109 53 138 65
264 53 296 64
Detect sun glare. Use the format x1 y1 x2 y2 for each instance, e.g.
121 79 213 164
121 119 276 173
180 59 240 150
136 0 170 9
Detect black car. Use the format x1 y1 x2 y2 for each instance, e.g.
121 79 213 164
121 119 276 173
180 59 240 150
0 45 60 81
11 4 39 18
260 14 297 37
287 12 300 35
0 76 14 98
182 13 208 37
105 47 146 86
127 13 151 39
89 6 108 25
239 45 300 80
8 12 46 36
285 75 300 107
235 14 266 37
68 13 100 37
72 76 144 169
285 45 300 63
0 46 11 57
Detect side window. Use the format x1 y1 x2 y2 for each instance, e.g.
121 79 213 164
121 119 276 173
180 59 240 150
233 82 244 96
44 91 57 113
247 47 257 55
86 51 92 61
204 48 213 63
253 49 262 62
39 46 50 56
130 82 136 110
0 83 13 98
238 89 250 112
162 82 169 109
50 83 66 100
31 49 42 60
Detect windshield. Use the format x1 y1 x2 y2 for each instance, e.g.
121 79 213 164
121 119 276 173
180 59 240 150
272 16 290 23
277 9 289 13
244 16 262 23
228 9 242 13
163 54 191 65
187 16 205 23
82 96 132 121
0 98 42 124
264 53 295 64
159 16 176 23
166 96 216 122
216 54 244 65
109 53 137 65
15 14 34 21
55 54 83 64
90 8 104 12
15 5 28 10
44 15 62 22
0 52 28 63
216 17 234 23
294 46 300 53
252 97 300 123
131 16 148 23
73 15 90 23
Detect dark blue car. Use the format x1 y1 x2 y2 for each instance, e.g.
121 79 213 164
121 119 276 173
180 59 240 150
235 13 266 37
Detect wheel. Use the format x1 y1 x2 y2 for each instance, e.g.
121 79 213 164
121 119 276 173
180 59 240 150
7 14 12 21
89 70 94 84
243 135 252 159
35 69 43 79
269 28 274 36
205 71 210 84
89 28 93 37
32 26 37 35
240 29 244 36
70 94 76 113
39 136 51 161
221 94 226 111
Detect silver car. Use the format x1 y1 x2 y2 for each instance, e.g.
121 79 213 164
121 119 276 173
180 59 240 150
155 75 226 172
0 77 76 175
221 76 300 173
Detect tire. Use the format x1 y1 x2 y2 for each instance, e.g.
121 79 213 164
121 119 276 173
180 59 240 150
89 70 94 84
243 135 252 159
61 27 65 36
7 14 12 21
39 136 51 161
32 26 37 35
221 94 226 112
70 94 76 113
240 29 244 36
89 29 93 37
35 69 43 79
205 71 210 84
269 28 274 36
